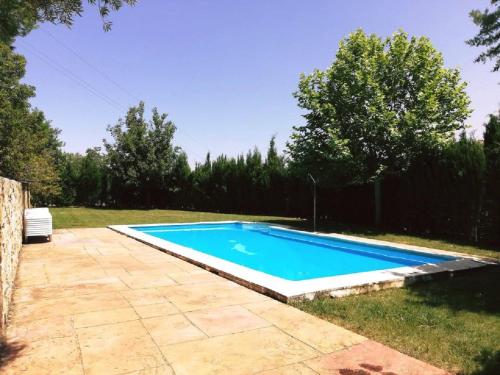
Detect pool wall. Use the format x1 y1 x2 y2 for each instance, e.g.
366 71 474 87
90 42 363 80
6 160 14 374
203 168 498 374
109 221 493 301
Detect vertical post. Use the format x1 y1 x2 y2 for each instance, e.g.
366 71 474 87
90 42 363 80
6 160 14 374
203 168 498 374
374 178 381 227
313 182 317 232
308 174 317 232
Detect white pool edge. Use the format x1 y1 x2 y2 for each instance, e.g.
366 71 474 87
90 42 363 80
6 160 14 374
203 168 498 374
109 221 496 301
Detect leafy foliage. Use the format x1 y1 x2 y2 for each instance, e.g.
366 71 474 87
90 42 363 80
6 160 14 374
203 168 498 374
467 0 500 72
0 0 137 44
484 113 500 197
288 30 471 186
104 102 185 207
188 138 289 214
482 113 500 242
398 135 485 241
54 96 497 244
58 148 107 206
0 42 62 202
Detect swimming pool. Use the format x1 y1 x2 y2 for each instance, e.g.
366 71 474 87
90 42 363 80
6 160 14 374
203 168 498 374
131 222 452 280
110 222 485 300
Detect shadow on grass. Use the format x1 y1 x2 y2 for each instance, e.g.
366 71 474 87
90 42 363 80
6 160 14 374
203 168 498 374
403 266 500 315
0 336 25 370
404 267 500 374
471 349 500 375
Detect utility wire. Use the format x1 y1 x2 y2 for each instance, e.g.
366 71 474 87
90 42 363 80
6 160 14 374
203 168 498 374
40 30 210 158
18 40 125 111
42 29 142 103
18 36 210 162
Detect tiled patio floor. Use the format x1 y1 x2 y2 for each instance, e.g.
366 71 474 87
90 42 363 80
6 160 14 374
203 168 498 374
4 228 449 375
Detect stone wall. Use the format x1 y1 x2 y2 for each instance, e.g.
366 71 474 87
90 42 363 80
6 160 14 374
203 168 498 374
0 177 26 331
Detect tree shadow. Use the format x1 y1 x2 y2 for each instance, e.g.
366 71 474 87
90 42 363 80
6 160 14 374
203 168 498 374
471 349 500 375
402 265 500 315
0 336 26 370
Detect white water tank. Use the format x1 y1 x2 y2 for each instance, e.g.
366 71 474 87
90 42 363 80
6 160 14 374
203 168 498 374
24 208 53 242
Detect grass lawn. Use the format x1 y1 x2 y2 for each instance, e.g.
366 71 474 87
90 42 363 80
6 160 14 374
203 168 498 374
51 207 499 374
294 267 500 375
50 207 299 230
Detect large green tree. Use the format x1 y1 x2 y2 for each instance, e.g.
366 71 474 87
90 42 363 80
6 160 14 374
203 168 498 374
467 0 500 72
0 0 136 203
288 30 471 225
104 102 184 207
0 0 136 44
0 42 62 202
57 147 108 206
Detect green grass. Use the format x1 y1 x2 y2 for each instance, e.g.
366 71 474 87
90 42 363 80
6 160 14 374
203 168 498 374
50 207 300 230
293 267 500 375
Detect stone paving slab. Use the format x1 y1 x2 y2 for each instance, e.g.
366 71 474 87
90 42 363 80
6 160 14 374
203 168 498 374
3 228 450 374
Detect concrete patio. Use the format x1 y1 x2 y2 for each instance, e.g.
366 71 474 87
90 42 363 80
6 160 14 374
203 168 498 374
3 228 449 375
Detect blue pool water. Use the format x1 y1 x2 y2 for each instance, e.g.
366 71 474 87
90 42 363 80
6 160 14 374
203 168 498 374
131 222 454 281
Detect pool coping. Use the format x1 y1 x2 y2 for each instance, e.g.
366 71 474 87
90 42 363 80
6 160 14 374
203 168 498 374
109 221 496 301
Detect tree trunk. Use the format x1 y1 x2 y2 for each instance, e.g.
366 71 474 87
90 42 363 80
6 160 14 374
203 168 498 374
374 178 382 227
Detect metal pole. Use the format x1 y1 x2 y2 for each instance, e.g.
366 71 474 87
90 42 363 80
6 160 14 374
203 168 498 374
308 174 317 232
313 182 316 232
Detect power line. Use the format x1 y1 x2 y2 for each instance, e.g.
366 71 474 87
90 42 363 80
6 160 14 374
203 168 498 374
42 29 142 103
40 33 210 161
18 36 210 162
18 40 125 111
39 31 211 157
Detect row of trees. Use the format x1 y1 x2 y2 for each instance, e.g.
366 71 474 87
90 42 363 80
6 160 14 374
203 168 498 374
57 103 291 214
54 98 500 244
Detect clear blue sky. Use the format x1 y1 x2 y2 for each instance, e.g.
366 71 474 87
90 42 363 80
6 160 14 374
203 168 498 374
14 0 499 165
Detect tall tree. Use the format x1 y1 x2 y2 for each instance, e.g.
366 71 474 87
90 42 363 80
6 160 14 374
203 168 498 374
467 0 500 72
104 102 182 207
443 134 486 241
482 113 500 242
77 147 107 206
169 151 191 209
264 136 287 214
0 42 62 202
57 152 83 205
288 30 471 225
0 0 137 44
484 113 500 194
